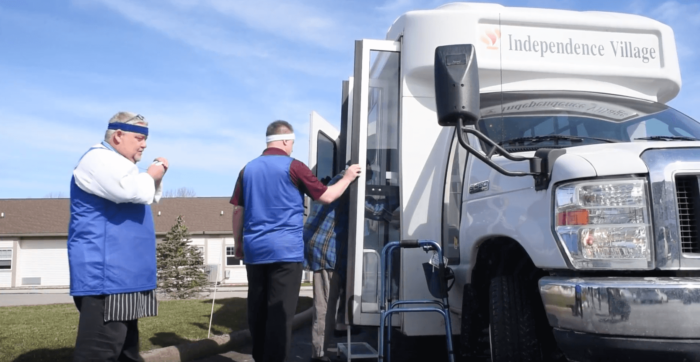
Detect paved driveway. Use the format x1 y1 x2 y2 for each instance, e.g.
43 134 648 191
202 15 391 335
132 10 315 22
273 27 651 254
0 289 74 306
195 323 461 362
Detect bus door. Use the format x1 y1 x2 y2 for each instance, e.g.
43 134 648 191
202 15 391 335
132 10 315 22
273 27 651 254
347 39 402 326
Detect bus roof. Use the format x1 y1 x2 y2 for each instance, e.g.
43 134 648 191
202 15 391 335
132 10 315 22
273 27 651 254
388 2 681 103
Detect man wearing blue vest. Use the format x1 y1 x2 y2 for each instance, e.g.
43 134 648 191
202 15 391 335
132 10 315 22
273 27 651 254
230 120 361 362
68 111 168 361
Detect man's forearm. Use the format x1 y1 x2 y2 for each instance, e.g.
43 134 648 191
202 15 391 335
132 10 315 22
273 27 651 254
317 177 352 205
232 205 244 248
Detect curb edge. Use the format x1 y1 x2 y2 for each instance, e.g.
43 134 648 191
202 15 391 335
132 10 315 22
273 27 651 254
141 307 314 362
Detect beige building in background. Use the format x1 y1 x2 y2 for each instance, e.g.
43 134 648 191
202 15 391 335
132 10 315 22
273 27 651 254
0 197 248 288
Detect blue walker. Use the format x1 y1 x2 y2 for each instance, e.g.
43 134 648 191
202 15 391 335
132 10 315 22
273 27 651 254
378 239 455 362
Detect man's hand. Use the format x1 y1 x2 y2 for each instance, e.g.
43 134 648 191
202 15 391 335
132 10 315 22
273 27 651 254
343 164 362 181
232 205 244 259
234 244 244 259
154 157 169 173
147 157 169 183
318 164 362 205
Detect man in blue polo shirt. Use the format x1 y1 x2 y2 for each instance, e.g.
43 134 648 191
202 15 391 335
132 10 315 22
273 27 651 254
230 120 360 362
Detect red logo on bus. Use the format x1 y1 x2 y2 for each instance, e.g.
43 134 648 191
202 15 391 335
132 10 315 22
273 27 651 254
480 28 501 50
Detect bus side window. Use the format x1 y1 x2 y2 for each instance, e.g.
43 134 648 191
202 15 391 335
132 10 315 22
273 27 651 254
316 132 336 185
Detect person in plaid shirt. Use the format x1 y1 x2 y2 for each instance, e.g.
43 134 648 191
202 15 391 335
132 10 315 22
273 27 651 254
304 172 350 362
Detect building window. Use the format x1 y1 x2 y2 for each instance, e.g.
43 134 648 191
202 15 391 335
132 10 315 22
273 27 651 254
0 249 11 270
226 247 244 266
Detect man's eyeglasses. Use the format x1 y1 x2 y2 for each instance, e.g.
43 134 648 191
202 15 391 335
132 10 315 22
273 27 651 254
125 114 145 123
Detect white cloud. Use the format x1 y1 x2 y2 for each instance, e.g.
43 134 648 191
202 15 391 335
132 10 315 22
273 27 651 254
84 0 270 58
376 0 418 13
653 1 700 26
655 1 700 59
79 0 362 78
203 0 347 51
0 112 99 155
626 0 700 60
625 0 648 15
0 178 70 197
0 105 265 198
522 0 578 10
147 136 254 171
0 64 327 173
3 86 120 124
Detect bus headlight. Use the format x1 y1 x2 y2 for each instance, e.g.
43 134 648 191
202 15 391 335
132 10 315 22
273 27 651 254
554 179 653 270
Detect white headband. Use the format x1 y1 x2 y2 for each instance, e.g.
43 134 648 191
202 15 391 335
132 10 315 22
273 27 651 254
266 133 295 143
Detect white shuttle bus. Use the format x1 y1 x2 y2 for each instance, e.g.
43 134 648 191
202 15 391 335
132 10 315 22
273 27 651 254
308 3 700 361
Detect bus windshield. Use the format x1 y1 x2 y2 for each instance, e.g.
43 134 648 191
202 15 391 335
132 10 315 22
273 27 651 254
477 92 700 151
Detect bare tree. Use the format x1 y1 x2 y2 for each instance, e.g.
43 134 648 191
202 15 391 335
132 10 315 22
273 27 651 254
163 187 197 198
44 192 67 198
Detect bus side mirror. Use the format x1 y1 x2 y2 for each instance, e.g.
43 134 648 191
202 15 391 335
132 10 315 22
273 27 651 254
434 44 480 127
432 43 559 190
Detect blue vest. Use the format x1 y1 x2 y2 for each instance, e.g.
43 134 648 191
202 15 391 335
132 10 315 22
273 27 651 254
242 154 305 264
67 146 157 296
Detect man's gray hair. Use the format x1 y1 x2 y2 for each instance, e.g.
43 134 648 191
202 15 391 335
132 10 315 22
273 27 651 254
104 112 149 142
266 120 294 136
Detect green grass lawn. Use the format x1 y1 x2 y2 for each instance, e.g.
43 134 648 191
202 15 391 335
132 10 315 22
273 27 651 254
0 296 312 362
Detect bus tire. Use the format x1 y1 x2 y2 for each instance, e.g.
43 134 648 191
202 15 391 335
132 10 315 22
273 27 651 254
460 284 485 358
488 275 542 362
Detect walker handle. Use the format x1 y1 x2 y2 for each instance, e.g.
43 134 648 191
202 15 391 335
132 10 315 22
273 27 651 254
399 239 421 248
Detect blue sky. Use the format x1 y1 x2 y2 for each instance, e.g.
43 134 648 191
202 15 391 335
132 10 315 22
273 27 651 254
1 0 699 199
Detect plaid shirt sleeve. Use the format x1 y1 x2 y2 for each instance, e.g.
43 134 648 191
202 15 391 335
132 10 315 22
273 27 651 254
303 173 347 271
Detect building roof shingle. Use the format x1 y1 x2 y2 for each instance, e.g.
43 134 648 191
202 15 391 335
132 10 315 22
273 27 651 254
0 197 233 237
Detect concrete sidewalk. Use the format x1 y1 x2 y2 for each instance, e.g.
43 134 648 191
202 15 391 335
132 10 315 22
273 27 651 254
193 323 380 362
0 286 313 307
142 307 316 362
190 324 457 362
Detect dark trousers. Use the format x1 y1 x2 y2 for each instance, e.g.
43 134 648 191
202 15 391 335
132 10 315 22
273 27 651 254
246 262 303 362
73 296 142 362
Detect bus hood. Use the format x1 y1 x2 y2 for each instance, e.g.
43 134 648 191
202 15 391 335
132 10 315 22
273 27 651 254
564 141 700 176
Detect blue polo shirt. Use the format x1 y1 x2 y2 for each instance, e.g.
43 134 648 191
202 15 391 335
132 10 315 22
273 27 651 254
231 148 328 264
